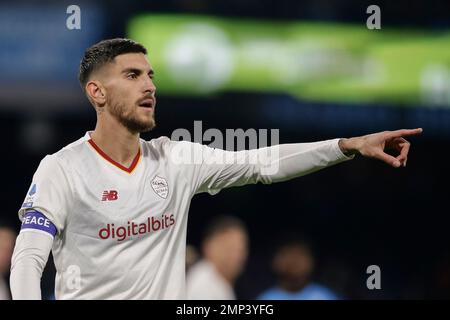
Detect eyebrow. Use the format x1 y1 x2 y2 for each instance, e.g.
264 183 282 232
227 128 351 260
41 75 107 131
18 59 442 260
122 67 154 76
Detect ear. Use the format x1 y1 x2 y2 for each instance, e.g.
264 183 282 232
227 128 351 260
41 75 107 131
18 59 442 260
86 80 106 106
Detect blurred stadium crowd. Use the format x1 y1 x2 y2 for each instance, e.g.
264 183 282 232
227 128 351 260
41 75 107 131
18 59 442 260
1 0 449 299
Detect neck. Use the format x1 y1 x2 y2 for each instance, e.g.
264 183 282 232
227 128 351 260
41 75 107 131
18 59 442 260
90 113 140 167
278 277 309 292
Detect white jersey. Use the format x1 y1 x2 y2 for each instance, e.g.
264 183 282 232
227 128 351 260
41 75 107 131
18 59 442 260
17 131 353 299
186 260 235 300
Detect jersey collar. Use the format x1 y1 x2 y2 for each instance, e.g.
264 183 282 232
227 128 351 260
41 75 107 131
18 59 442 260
85 132 141 174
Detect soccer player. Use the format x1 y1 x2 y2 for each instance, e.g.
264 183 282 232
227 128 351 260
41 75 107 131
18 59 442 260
10 38 422 299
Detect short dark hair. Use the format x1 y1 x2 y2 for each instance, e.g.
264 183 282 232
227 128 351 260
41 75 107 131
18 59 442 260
272 232 314 257
202 215 247 243
78 38 147 89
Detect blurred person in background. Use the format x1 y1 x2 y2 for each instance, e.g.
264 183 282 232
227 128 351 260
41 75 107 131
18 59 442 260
258 236 339 300
187 216 248 299
0 223 16 300
185 244 200 272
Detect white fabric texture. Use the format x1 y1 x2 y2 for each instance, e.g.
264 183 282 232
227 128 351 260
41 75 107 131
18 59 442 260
186 260 235 300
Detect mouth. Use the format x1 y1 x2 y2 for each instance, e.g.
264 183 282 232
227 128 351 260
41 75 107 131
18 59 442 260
138 98 155 110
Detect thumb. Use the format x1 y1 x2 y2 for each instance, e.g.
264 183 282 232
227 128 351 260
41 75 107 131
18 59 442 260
375 151 401 168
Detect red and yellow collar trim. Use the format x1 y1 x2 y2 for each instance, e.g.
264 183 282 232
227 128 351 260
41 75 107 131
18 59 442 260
87 138 141 174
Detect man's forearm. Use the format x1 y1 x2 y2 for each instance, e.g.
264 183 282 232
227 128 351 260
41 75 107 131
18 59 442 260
260 138 355 183
338 137 363 157
10 231 53 300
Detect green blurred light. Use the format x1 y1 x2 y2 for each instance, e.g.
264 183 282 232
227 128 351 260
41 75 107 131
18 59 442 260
127 14 450 107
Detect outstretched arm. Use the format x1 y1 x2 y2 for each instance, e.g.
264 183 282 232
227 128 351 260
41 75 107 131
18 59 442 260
172 128 423 195
338 128 423 168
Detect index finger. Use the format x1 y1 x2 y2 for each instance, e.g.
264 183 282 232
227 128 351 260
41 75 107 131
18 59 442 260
387 128 423 138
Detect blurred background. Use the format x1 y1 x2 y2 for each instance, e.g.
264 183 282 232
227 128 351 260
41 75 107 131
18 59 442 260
1 0 450 299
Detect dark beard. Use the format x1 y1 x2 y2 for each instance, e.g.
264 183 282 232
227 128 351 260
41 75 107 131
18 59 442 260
109 102 156 134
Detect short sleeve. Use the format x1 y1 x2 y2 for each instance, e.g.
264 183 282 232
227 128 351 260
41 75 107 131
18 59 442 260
18 155 73 235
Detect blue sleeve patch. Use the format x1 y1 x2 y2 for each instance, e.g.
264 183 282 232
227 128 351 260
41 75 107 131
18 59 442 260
21 210 57 237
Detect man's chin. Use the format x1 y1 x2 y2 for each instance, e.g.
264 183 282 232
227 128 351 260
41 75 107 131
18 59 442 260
140 122 156 133
120 117 156 134
135 120 156 133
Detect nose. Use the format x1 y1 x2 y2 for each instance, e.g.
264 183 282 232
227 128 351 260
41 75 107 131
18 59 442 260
143 77 156 95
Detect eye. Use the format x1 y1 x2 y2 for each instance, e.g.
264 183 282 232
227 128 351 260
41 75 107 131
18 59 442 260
127 73 137 79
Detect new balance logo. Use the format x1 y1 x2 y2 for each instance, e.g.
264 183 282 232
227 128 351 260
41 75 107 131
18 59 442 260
102 190 118 201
